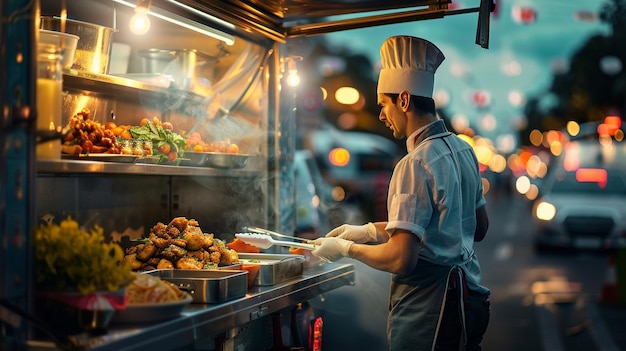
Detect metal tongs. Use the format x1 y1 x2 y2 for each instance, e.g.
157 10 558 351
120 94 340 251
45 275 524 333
242 226 313 242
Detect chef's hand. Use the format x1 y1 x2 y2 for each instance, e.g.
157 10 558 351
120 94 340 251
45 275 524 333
325 223 377 244
311 237 354 263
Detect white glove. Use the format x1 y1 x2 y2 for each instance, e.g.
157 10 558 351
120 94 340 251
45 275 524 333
325 223 377 244
311 237 354 263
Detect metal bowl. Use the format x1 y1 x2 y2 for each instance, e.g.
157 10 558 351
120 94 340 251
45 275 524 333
41 16 116 74
205 152 251 168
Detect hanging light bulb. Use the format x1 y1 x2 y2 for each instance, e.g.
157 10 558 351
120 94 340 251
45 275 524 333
129 0 151 35
285 56 302 87
113 0 235 44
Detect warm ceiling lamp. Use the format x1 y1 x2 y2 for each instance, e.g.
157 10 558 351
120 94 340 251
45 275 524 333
128 0 151 35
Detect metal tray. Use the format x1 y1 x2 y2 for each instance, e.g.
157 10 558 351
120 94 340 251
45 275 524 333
146 269 247 303
61 154 139 163
179 152 252 169
238 253 305 286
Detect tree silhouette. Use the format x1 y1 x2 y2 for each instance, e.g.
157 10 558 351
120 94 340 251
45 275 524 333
519 0 626 145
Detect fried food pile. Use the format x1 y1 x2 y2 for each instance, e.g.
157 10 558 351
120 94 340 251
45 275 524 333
123 217 239 272
62 108 122 155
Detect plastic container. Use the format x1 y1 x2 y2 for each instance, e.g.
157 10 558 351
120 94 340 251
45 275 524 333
36 42 63 160
39 29 79 69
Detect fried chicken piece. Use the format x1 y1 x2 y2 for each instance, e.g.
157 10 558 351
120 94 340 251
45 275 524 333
168 217 188 232
147 257 161 266
183 225 203 235
187 250 209 262
166 226 181 238
209 251 221 264
157 258 174 270
201 233 215 249
175 257 203 270
165 244 187 258
188 218 200 227
151 222 168 238
171 238 187 248
183 231 204 251
228 249 239 263
209 239 225 252
137 243 157 261
219 247 238 265
159 249 176 262
123 253 143 270
149 232 172 249
126 244 140 255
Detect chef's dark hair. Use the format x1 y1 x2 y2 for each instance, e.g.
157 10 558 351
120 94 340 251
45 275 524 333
384 93 436 116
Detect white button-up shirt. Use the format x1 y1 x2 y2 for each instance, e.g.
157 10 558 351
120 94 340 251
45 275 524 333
385 119 489 293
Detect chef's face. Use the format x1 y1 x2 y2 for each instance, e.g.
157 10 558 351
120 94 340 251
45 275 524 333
377 92 407 139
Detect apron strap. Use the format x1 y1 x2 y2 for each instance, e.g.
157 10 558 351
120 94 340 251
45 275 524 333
446 266 468 351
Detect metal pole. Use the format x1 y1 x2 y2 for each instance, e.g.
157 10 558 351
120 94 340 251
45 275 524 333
0 0 37 347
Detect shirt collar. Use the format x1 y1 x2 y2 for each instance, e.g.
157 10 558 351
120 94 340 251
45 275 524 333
406 119 448 153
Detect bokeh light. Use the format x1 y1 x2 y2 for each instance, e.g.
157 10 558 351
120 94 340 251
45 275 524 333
529 129 543 146
328 148 350 167
335 86 360 105
515 175 531 194
566 121 580 136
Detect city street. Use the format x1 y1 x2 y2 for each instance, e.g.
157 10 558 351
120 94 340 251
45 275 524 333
479 191 612 351
311 190 618 351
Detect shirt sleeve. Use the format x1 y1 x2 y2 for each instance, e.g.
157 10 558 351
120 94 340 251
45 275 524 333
385 157 434 239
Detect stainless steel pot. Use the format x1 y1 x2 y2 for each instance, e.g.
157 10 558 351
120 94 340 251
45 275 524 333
138 48 217 95
41 16 116 74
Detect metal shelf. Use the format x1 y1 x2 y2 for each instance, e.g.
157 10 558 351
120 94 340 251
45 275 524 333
63 70 211 111
37 159 264 176
26 263 356 351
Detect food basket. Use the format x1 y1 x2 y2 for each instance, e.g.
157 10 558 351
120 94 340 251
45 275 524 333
238 253 305 286
146 269 247 303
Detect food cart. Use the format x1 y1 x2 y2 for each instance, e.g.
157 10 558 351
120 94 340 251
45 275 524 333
0 0 492 350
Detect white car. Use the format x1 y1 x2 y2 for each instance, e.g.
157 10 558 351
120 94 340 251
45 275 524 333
533 140 626 250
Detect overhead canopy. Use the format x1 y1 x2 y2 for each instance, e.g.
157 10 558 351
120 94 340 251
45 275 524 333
172 0 494 48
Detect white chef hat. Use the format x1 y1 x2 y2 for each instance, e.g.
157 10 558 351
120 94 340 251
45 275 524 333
377 36 445 98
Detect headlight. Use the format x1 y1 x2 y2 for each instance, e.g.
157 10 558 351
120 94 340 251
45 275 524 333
535 201 556 221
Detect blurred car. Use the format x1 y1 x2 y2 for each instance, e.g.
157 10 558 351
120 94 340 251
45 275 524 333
295 149 342 238
295 149 367 238
533 140 626 251
304 125 403 220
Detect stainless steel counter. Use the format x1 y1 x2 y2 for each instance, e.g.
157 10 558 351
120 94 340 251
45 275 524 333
27 263 355 351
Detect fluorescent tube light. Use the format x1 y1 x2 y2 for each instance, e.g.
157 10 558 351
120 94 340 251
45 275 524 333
113 0 235 45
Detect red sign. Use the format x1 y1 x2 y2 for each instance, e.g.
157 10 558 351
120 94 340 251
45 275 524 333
471 90 491 108
512 6 536 24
